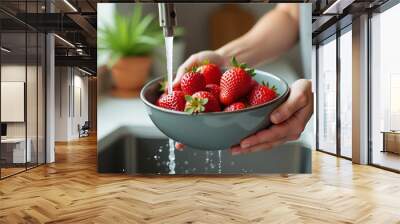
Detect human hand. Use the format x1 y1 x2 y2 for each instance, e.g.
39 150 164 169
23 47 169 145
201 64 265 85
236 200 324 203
230 79 313 155
173 50 226 88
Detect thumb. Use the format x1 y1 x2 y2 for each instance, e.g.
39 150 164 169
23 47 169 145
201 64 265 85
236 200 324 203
270 83 310 124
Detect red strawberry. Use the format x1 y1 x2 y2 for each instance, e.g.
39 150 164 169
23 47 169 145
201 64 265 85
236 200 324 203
248 82 277 106
224 102 246 112
219 57 255 105
160 80 181 93
180 71 206 95
197 61 222 85
250 79 258 89
205 84 220 100
156 93 167 106
185 91 220 113
157 91 186 111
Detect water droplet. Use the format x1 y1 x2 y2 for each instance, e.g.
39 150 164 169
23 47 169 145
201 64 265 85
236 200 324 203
184 161 189 165
230 161 235 166
193 152 197 156
217 150 222 174
156 162 161 167
168 139 176 174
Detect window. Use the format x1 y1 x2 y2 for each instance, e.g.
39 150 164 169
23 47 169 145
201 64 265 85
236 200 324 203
370 3 400 171
317 37 337 154
339 29 352 158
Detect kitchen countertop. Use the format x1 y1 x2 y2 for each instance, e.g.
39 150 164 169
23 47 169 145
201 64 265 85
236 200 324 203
98 95 161 141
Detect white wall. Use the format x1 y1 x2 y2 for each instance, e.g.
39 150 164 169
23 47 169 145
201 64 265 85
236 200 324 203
54 67 89 141
1 65 35 137
1 63 46 163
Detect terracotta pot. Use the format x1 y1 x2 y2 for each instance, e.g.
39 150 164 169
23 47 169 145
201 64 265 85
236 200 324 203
111 56 152 97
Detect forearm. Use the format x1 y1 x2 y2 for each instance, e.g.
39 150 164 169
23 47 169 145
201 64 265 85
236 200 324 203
216 4 299 67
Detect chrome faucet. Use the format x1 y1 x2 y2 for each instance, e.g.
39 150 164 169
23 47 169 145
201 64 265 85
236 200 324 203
158 3 177 37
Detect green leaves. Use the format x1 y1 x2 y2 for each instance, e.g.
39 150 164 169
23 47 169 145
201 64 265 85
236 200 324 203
185 65 198 73
230 56 256 77
231 57 239 67
159 80 167 92
261 81 278 92
98 5 163 66
245 68 256 77
184 95 208 114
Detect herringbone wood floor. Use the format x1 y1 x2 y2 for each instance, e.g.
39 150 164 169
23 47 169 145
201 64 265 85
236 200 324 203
1 135 400 224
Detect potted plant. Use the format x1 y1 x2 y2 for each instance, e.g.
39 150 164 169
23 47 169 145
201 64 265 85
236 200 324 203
99 5 163 97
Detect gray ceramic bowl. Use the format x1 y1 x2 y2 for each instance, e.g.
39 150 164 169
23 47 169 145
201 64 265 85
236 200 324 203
140 70 289 151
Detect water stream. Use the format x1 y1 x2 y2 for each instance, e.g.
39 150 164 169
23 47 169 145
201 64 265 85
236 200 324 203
165 36 176 174
163 36 223 174
218 150 222 174
165 36 174 94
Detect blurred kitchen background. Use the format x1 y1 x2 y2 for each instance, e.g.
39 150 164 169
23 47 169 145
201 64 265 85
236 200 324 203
97 3 314 156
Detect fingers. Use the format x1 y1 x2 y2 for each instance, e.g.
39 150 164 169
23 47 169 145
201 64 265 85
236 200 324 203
231 94 313 155
231 139 285 155
270 79 312 124
239 122 289 148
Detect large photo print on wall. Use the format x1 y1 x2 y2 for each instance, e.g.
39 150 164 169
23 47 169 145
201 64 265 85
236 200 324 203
97 3 314 174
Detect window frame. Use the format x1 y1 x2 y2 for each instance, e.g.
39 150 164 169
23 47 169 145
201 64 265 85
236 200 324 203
315 23 353 160
0 1 48 180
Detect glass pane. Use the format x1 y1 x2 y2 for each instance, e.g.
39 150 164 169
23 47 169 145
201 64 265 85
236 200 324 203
317 37 337 154
340 30 352 158
38 32 45 165
371 4 400 171
27 31 38 169
1 30 27 177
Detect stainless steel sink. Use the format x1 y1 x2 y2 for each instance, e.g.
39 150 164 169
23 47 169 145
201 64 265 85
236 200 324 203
98 126 311 174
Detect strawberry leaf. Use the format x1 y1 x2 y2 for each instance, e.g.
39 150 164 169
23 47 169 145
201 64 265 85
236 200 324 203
261 81 266 86
159 79 167 92
245 68 256 77
185 107 195 114
231 57 239 67
191 65 198 72
185 65 198 73
200 98 208 105
185 95 193 101
185 96 207 114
